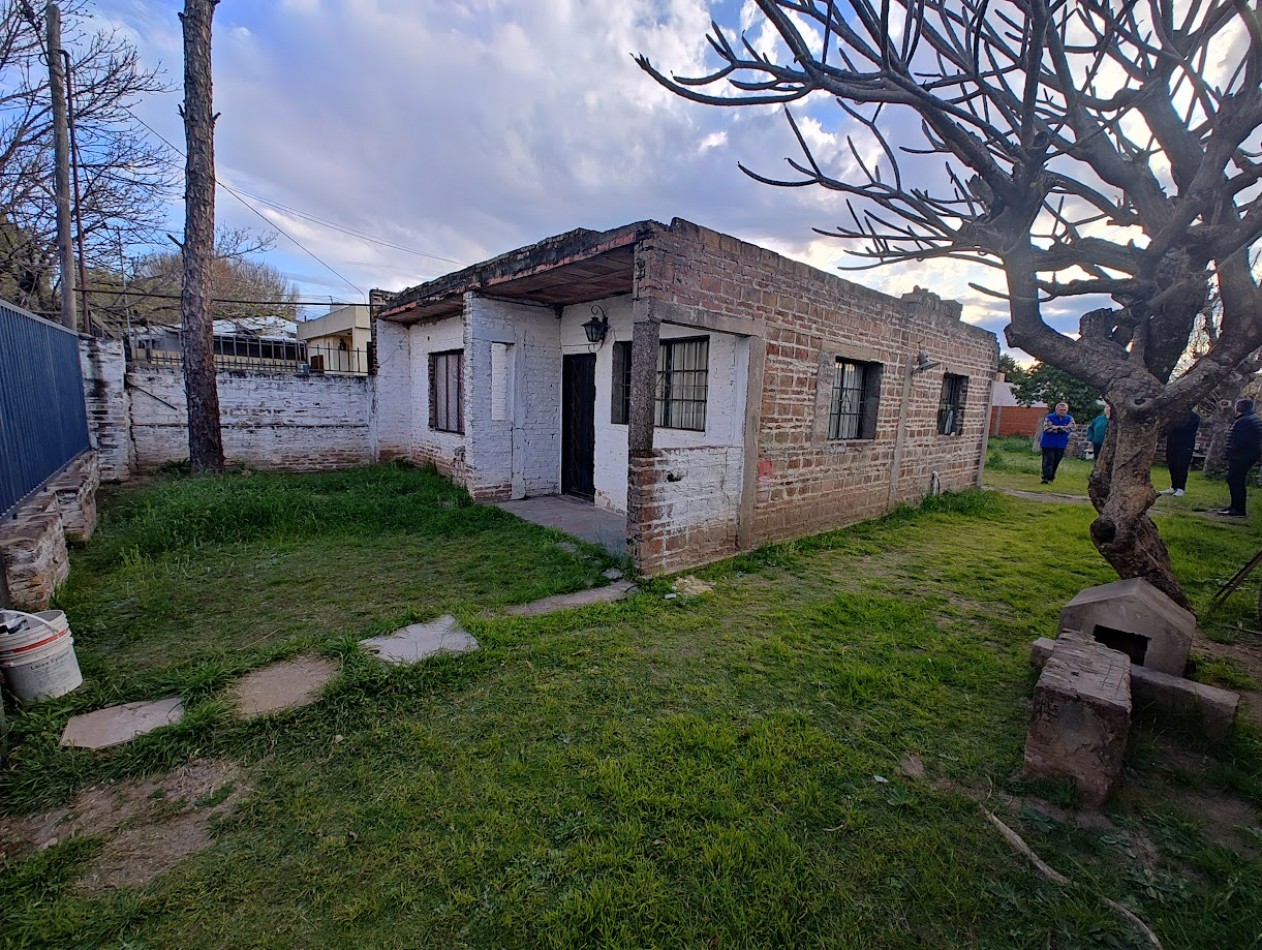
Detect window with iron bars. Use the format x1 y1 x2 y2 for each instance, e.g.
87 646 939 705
937 373 968 435
828 358 881 440
655 337 708 431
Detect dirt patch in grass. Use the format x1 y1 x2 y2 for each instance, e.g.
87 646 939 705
0 758 248 891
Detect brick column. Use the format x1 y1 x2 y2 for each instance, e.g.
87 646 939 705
625 297 660 569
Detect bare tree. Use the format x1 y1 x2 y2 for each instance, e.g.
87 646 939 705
0 1 174 317
639 0 1262 607
180 0 222 474
85 227 299 328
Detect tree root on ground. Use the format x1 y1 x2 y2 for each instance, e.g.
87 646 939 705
982 808 1163 949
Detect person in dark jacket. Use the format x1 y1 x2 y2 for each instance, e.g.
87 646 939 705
1216 399 1262 517
1158 410 1200 497
1039 402 1074 483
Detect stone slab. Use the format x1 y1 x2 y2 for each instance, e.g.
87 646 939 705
504 581 637 617
1023 638 1132 808
60 697 184 750
360 615 479 665
1031 637 1240 739
226 654 340 719
1058 578 1195 676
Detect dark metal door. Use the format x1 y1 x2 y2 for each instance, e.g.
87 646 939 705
561 353 596 499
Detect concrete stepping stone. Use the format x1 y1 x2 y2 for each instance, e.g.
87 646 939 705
60 697 184 750
504 580 637 617
227 654 340 719
360 615 479 665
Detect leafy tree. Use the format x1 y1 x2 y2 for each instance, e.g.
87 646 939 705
0 1 173 318
1012 363 1102 419
639 0 1262 606
997 353 1030 386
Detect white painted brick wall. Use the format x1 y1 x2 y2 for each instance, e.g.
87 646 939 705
372 318 413 461
79 338 134 481
127 366 373 471
398 315 469 477
564 298 747 514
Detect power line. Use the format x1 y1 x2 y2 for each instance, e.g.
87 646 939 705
81 284 363 307
225 187 464 266
129 113 365 296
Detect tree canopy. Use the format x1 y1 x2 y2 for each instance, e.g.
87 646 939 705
0 1 173 317
1012 363 1103 417
639 0 1262 606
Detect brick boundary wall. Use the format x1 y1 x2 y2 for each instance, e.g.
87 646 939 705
990 404 1047 438
0 452 99 610
127 365 374 472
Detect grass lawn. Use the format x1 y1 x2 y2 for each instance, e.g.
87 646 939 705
1 459 1259 949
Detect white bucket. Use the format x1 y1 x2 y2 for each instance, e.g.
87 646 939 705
0 609 83 702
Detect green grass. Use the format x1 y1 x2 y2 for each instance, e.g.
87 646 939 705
1 461 1259 949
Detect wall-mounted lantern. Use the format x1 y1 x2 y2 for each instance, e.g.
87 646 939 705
582 305 609 344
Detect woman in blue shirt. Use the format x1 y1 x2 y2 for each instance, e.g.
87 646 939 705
1040 402 1075 484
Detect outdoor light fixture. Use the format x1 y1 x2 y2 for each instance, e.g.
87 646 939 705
582 305 609 344
911 351 941 374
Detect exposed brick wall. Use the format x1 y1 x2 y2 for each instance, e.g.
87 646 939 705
0 453 98 610
990 404 1046 437
80 338 134 481
127 366 373 472
632 218 997 571
628 446 744 574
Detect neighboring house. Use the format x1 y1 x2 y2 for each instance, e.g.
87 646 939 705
375 217 998 575
297 305 371 375
989 376 1047 437
130 316 303 370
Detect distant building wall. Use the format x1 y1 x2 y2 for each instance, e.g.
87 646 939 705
990 404 1048 437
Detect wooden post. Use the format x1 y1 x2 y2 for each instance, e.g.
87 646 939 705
46 3 76 332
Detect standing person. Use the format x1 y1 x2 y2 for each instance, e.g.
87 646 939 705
1086 405 1110 462
1216 399 1262 517
1158 410 1200 497
1040 401 1075 484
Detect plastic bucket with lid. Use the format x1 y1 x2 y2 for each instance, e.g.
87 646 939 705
0 609 82 702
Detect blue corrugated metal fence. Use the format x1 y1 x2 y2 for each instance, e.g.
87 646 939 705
0 301 90 519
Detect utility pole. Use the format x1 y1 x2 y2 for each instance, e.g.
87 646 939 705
180 0 224 473
46 2 77 332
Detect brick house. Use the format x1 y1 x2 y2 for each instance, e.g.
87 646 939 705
375 218 998 575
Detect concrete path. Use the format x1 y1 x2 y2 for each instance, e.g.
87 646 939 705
61 697 184 750
360 615 480 665
1001 488 1090 505
496 495 627 558
227 654 340 719
505 580 637 617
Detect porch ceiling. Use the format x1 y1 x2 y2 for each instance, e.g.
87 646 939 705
380 222 649 325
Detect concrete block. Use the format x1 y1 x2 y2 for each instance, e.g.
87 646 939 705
1023 639 1132 808
1058 578 1194 676
60 697 184 750
360 615 479 665
504 581 636 617
227 654 340 719
1030 637 1240 739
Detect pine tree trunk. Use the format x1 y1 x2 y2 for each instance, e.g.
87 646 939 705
180 0 223 474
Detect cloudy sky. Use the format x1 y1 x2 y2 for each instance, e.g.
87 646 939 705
84 0 1036 349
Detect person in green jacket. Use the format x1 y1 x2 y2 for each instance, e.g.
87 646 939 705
1086 405 1110 462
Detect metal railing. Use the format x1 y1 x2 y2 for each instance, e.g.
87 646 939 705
129 336 370 376
0 301 90 519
